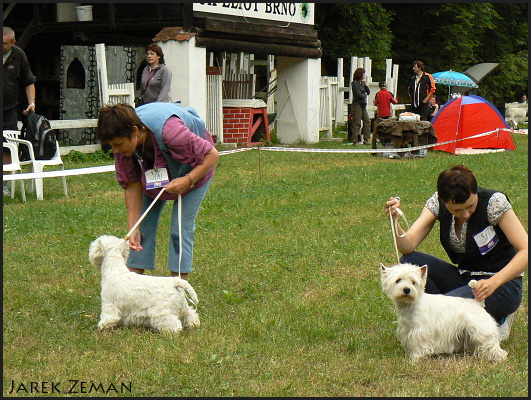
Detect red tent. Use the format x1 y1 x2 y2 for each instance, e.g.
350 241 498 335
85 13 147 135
432 95 516 154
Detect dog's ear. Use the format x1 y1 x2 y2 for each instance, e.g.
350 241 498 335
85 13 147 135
420 264 428 280
380 262 388 275
88 237 104 268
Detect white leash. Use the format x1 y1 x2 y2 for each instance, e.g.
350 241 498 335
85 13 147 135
123 187 166 241
177 192 197 308
177 193 182 279
122 188 182 280
122 189 181 279
388 197 410 263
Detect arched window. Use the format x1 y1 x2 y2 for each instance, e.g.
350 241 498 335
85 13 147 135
66 58 85 89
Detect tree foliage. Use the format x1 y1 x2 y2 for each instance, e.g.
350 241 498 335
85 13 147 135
316 3 528 104
315 3 393 77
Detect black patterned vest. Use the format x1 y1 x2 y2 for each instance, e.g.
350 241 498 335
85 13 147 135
438 187 517 273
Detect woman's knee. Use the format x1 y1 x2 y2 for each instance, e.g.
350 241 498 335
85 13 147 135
399 251 425 266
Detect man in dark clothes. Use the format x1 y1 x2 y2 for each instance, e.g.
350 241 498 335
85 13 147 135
407 61 435 121
3 26 36 195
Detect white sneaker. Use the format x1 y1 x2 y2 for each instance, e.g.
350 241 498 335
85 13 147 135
498 312 515 341
3 186 10 196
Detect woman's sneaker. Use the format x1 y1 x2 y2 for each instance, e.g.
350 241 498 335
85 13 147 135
498 312 515 341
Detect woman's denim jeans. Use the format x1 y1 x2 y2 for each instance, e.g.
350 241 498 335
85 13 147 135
400 251 523 322
127 178 212 274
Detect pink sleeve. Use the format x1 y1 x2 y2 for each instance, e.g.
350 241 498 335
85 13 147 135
114 152 142 189
158 116 215 167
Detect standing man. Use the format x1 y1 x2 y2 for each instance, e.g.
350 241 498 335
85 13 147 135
3 26 36 196
407 61 435 121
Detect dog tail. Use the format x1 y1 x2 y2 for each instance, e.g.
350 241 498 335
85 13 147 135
174 279 199 307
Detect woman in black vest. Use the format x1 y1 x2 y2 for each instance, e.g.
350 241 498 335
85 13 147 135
384 165 527 339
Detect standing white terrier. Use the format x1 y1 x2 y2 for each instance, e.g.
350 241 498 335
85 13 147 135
380 262 507 362
89 235 200 334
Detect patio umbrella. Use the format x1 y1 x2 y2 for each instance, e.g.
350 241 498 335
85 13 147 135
432 70 478 98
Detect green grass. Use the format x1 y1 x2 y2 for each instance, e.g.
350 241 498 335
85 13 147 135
3 134 528 397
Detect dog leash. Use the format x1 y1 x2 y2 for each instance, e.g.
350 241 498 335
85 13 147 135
122 188 182 279
177 193 183 279
388 197 410 263
176 194 198 307
177 192 199 308
123 187 166 241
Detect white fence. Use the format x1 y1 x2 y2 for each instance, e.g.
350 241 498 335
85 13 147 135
319 76 338 139
319 76 408 137
95 43 135 107
206 74 224 142
106 83 135 106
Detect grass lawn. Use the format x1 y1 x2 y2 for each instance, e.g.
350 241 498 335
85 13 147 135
2 134 528 397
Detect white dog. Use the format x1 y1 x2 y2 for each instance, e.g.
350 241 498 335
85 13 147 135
89 235 200 334
380 262 507 362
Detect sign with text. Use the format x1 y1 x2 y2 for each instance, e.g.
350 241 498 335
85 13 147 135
194 3 314 25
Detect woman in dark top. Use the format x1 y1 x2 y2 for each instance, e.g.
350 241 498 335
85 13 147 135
384 165 527 339
351 67 371 145
138 44 173 104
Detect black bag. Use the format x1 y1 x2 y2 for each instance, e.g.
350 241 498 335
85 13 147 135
134 96 145 108
19 112 57 160
134 67 160 108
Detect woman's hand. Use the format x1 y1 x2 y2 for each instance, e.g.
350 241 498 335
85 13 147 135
128 229 143 251
471 277 501 302
385 197 402 219
164 176 192 195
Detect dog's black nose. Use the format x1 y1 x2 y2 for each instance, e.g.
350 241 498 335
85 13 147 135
403 288 410 295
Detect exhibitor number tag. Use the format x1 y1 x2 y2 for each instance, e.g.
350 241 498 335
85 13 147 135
473 225 499 255
145 168 169 190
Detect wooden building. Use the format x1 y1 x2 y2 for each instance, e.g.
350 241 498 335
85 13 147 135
4 3 322 144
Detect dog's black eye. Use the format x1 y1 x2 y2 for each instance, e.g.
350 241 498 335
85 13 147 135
395 278 401 284
411 281 416 285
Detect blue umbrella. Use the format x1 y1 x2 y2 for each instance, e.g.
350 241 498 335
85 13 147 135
432 70 478 98
432 70 478 88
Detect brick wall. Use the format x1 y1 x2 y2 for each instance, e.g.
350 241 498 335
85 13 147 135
223 107 252 144
222 106 270 145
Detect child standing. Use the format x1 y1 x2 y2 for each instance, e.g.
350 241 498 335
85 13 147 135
374 81 397 119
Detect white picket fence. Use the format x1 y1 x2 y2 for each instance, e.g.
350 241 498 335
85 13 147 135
105 83 135 106
95 43 135 107
206 74 224 142
319 76 344 139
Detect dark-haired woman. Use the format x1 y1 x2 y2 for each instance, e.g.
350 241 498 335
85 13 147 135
139 43 172 104
384 165 527 339
97 103 219 280
351 67 371 145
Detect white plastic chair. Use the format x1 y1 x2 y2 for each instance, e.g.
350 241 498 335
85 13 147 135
3 130 67 200
3 141 26 202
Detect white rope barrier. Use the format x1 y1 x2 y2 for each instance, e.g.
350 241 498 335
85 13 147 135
2 148 252 181
2 128 507 182
3 165 115 181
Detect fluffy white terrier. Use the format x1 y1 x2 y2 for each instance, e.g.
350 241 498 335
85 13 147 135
89 235 200 334
380 262 507 362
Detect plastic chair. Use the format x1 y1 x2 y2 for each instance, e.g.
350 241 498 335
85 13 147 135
3 141 26 202
3 130 67 200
